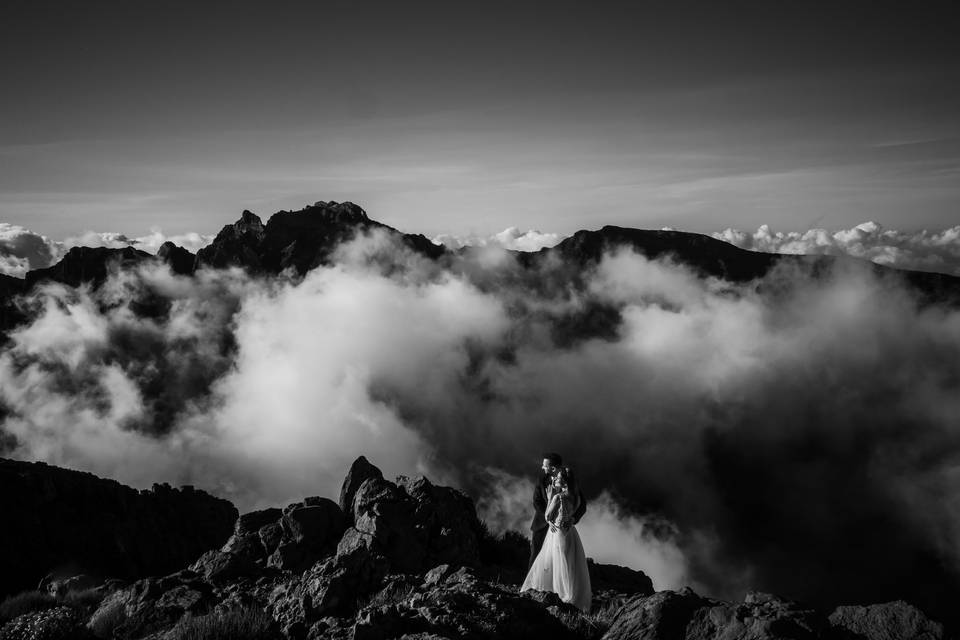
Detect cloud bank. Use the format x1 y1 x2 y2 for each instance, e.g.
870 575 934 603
0 225 959 622
714 221 960 276
432 227 565 252
0 223 214 277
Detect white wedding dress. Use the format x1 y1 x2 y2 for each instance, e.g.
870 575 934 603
520 486 592 612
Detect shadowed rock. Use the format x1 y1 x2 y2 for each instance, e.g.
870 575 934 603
339 455 384 521
3 456 948 640
829 600 944 640
156 241 196 276
0 457 236 601
194 209 266 272
684 591 832 640
602 588 710 640
24 245 153 288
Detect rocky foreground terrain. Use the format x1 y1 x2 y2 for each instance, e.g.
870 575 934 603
0 456 949 640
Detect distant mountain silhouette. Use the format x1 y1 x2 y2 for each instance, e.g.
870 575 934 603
193 201 445 275
1 201 958 341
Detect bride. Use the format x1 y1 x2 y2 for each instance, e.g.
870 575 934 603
520 466 592 612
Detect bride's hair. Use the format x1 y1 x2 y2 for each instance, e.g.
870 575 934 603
557 466 577 495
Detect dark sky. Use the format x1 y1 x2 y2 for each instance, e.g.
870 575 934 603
2 0 958 239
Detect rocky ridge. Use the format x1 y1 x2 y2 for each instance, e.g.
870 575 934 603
1 200 959 339
0 456 949 640
0 458 237 604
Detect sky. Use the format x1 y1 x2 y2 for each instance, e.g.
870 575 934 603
1 1 959 241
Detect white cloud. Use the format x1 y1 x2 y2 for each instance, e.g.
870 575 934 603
713 221 960 276
0 223 63 277
0 222 215 277
433 227 565 252
2 218 960 608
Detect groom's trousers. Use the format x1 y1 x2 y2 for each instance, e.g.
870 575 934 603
528 526 548 569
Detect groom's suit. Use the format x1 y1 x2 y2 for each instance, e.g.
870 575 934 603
529 474 587 569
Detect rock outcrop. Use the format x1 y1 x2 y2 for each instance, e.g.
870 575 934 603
0 456 950 640
601 590 948 640
0 457 237 601
24 245 153 289
194 201 446 276
829 600 945 640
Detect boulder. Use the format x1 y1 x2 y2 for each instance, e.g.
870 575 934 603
829 600 945 640
89 569 215 640
685 592 832 640
349 474 426 574
236 507 283 537
340 456 383 524
282 499 345 552
259 521 286 555
0 605 95 640
39 573 105 598
602 588 710 640
264 498 346 573
340 463 486 576
190 546 262 586
397 475 484 569
588 559 655 596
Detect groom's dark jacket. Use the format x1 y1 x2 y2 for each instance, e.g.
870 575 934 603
531 474 587 532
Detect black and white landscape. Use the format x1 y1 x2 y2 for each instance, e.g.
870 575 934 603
1 2 959 639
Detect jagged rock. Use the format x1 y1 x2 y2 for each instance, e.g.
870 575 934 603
90 569 215 640
193 202 446 278
340 456 384 520
194 210 266 272
282 498 345 552
397 475 483 569
602 588 710 640
0 458 236 601
190 544 262 586
156 241 196 276
264 498 346 573
349 474 427 574
342 566 580 640
602 589 837 640
829 600 944 640
339 461 486 577
423 564 457 587
267 549 389 636
24 245 153 288
237 508 284 537
587 559 654 596
520 588 566 608
0 605 95 640
260 521 286 555
685 591 832 639
38 573 104 598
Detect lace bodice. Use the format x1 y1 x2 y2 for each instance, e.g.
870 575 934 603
547 485 579 530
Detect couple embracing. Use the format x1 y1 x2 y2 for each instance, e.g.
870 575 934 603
520 452 592 612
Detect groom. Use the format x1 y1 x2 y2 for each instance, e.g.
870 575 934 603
529 452 587 569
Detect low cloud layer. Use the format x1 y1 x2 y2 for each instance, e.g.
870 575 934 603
0 223 214 277
714 220 960 276
432 227 565 252
1 226 959 621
